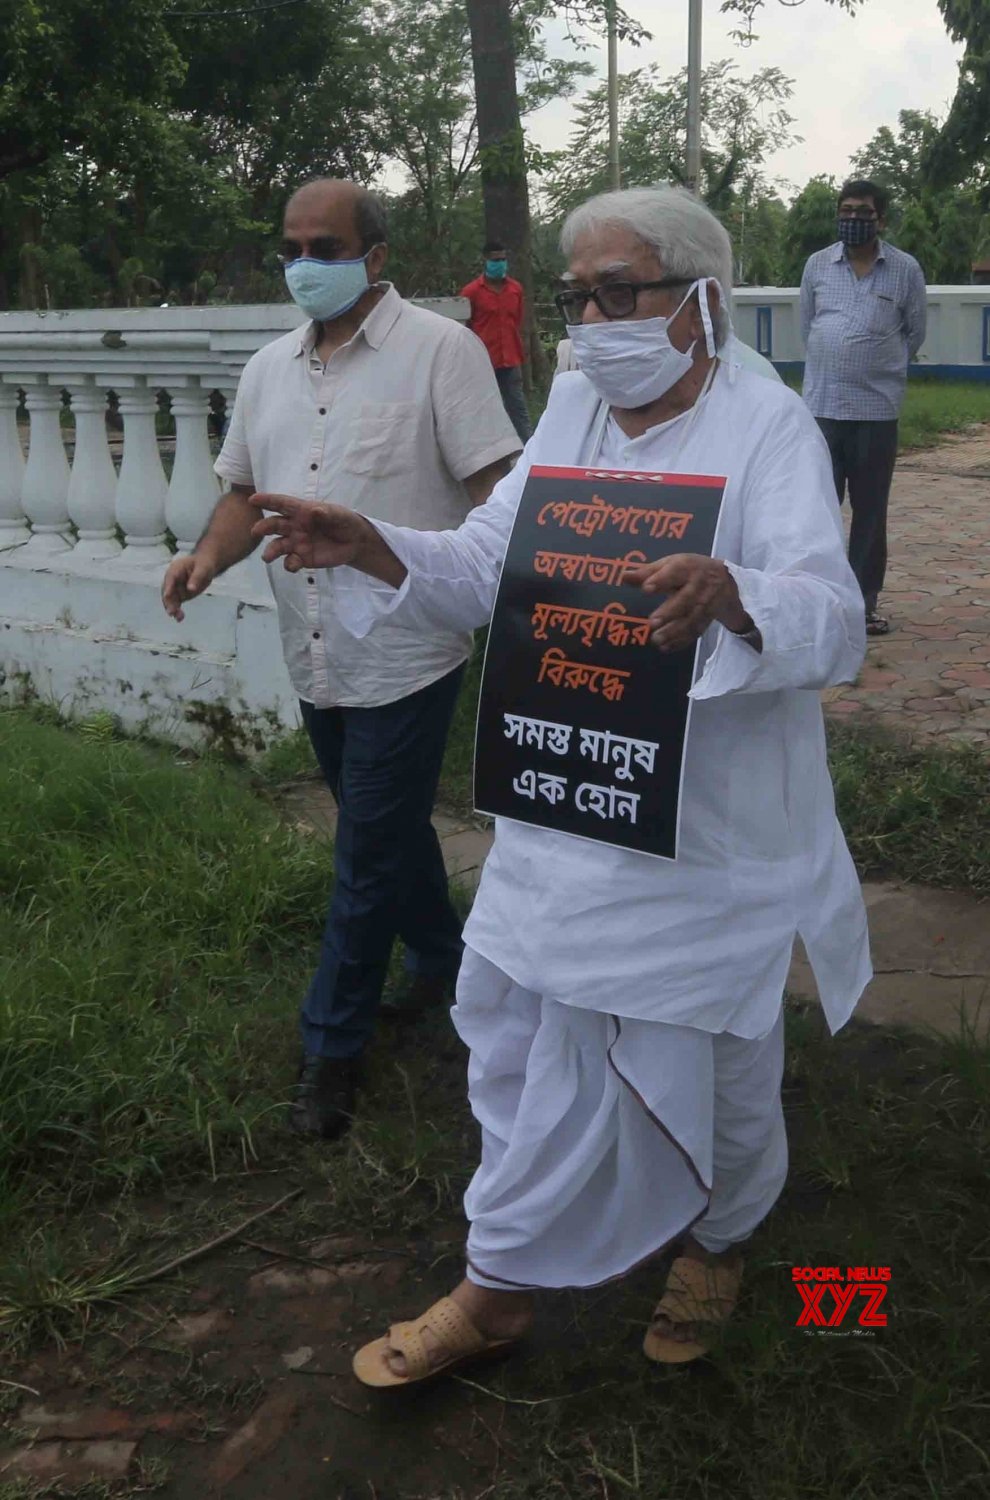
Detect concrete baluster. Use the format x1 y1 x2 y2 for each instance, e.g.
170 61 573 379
165 384 219 553
20 380 72 555
65 378 121 560
116 382 171 565
0 384 29 549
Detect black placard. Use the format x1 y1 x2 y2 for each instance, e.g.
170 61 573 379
473 464 726 859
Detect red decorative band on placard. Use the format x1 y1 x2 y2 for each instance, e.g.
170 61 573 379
528 466 727 488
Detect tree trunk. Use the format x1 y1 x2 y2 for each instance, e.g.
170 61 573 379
464 0 548 391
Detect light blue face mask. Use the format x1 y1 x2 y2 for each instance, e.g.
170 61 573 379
284 253 371 321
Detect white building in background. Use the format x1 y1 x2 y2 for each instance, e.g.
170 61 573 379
1 287 988 750
732 285 990 380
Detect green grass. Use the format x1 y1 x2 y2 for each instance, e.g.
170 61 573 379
0 710 327 1256
829 719 990 894
899 376 990 449
2 710 989 1496
782 373 990 451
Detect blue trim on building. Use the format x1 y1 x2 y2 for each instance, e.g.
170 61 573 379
770 360 990 383
756 306 773 359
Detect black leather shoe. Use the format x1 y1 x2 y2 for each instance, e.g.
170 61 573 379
290 1054 362 1140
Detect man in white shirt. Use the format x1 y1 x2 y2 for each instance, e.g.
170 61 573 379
162 179 521 1141
249 187 871 1383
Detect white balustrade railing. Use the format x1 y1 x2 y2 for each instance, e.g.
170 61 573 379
115 381 171 564
0 299 467 565
0 299 469 746
0 385 29 548
20 381 72 556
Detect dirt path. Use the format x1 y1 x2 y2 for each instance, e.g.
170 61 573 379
825 429 990 745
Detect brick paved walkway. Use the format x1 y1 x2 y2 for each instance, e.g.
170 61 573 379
824 430 990 745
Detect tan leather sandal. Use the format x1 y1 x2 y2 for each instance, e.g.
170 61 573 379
352 1295 520 1389
643 1254 743 1365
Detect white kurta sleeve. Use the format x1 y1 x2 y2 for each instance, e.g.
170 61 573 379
331 453 531 640
690 401 865 700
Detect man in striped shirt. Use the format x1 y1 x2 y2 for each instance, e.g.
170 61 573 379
800 179 927 635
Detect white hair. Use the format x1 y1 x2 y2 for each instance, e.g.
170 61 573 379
560 186 734 346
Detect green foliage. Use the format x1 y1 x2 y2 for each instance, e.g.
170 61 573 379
0 0 184 182
927 0 990 183
780 175 838 284
0 0 601 308
542 57 796 219
538 56 796 292
0 710 327 1245
851 110 990 283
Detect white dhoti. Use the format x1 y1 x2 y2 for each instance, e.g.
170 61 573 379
454 951 788 1291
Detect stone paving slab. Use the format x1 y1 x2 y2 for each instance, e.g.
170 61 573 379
824 430 990 746
788 880 989 1041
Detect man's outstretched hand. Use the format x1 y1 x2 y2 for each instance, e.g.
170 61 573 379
249 493 372 572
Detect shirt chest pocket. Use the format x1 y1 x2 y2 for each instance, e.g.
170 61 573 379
863 290 900 336
341 401 420 477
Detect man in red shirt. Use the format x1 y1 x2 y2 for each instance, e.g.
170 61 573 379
459 241 532 442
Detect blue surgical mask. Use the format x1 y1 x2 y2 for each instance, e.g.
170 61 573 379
284 253 371 321
485 258 508 279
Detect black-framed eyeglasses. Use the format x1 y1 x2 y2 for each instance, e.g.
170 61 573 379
275 238 370 267
838 207 878 221
554 276 693 326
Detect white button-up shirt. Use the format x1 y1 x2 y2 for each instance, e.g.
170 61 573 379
215 285 521 706
334 364 873 1039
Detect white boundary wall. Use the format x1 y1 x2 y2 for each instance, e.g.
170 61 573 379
733 285 990 377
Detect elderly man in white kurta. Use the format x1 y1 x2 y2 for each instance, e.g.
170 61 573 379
250 186 873 1386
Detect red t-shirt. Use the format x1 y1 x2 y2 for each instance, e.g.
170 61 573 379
459 274 525 369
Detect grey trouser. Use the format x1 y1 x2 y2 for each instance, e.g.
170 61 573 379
816 418 899 613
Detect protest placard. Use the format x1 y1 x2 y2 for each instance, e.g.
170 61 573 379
474 464 725 859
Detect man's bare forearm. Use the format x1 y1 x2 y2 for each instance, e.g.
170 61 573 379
195 486 258 573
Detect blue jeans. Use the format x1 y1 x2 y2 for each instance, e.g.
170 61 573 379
299 665 466 1060
495 365 532 443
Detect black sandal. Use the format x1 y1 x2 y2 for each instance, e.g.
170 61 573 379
865 611 890 636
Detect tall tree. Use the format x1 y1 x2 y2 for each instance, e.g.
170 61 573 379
465 0 546 382
925 0 990 184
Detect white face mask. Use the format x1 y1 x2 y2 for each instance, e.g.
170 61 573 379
569 277 717 409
